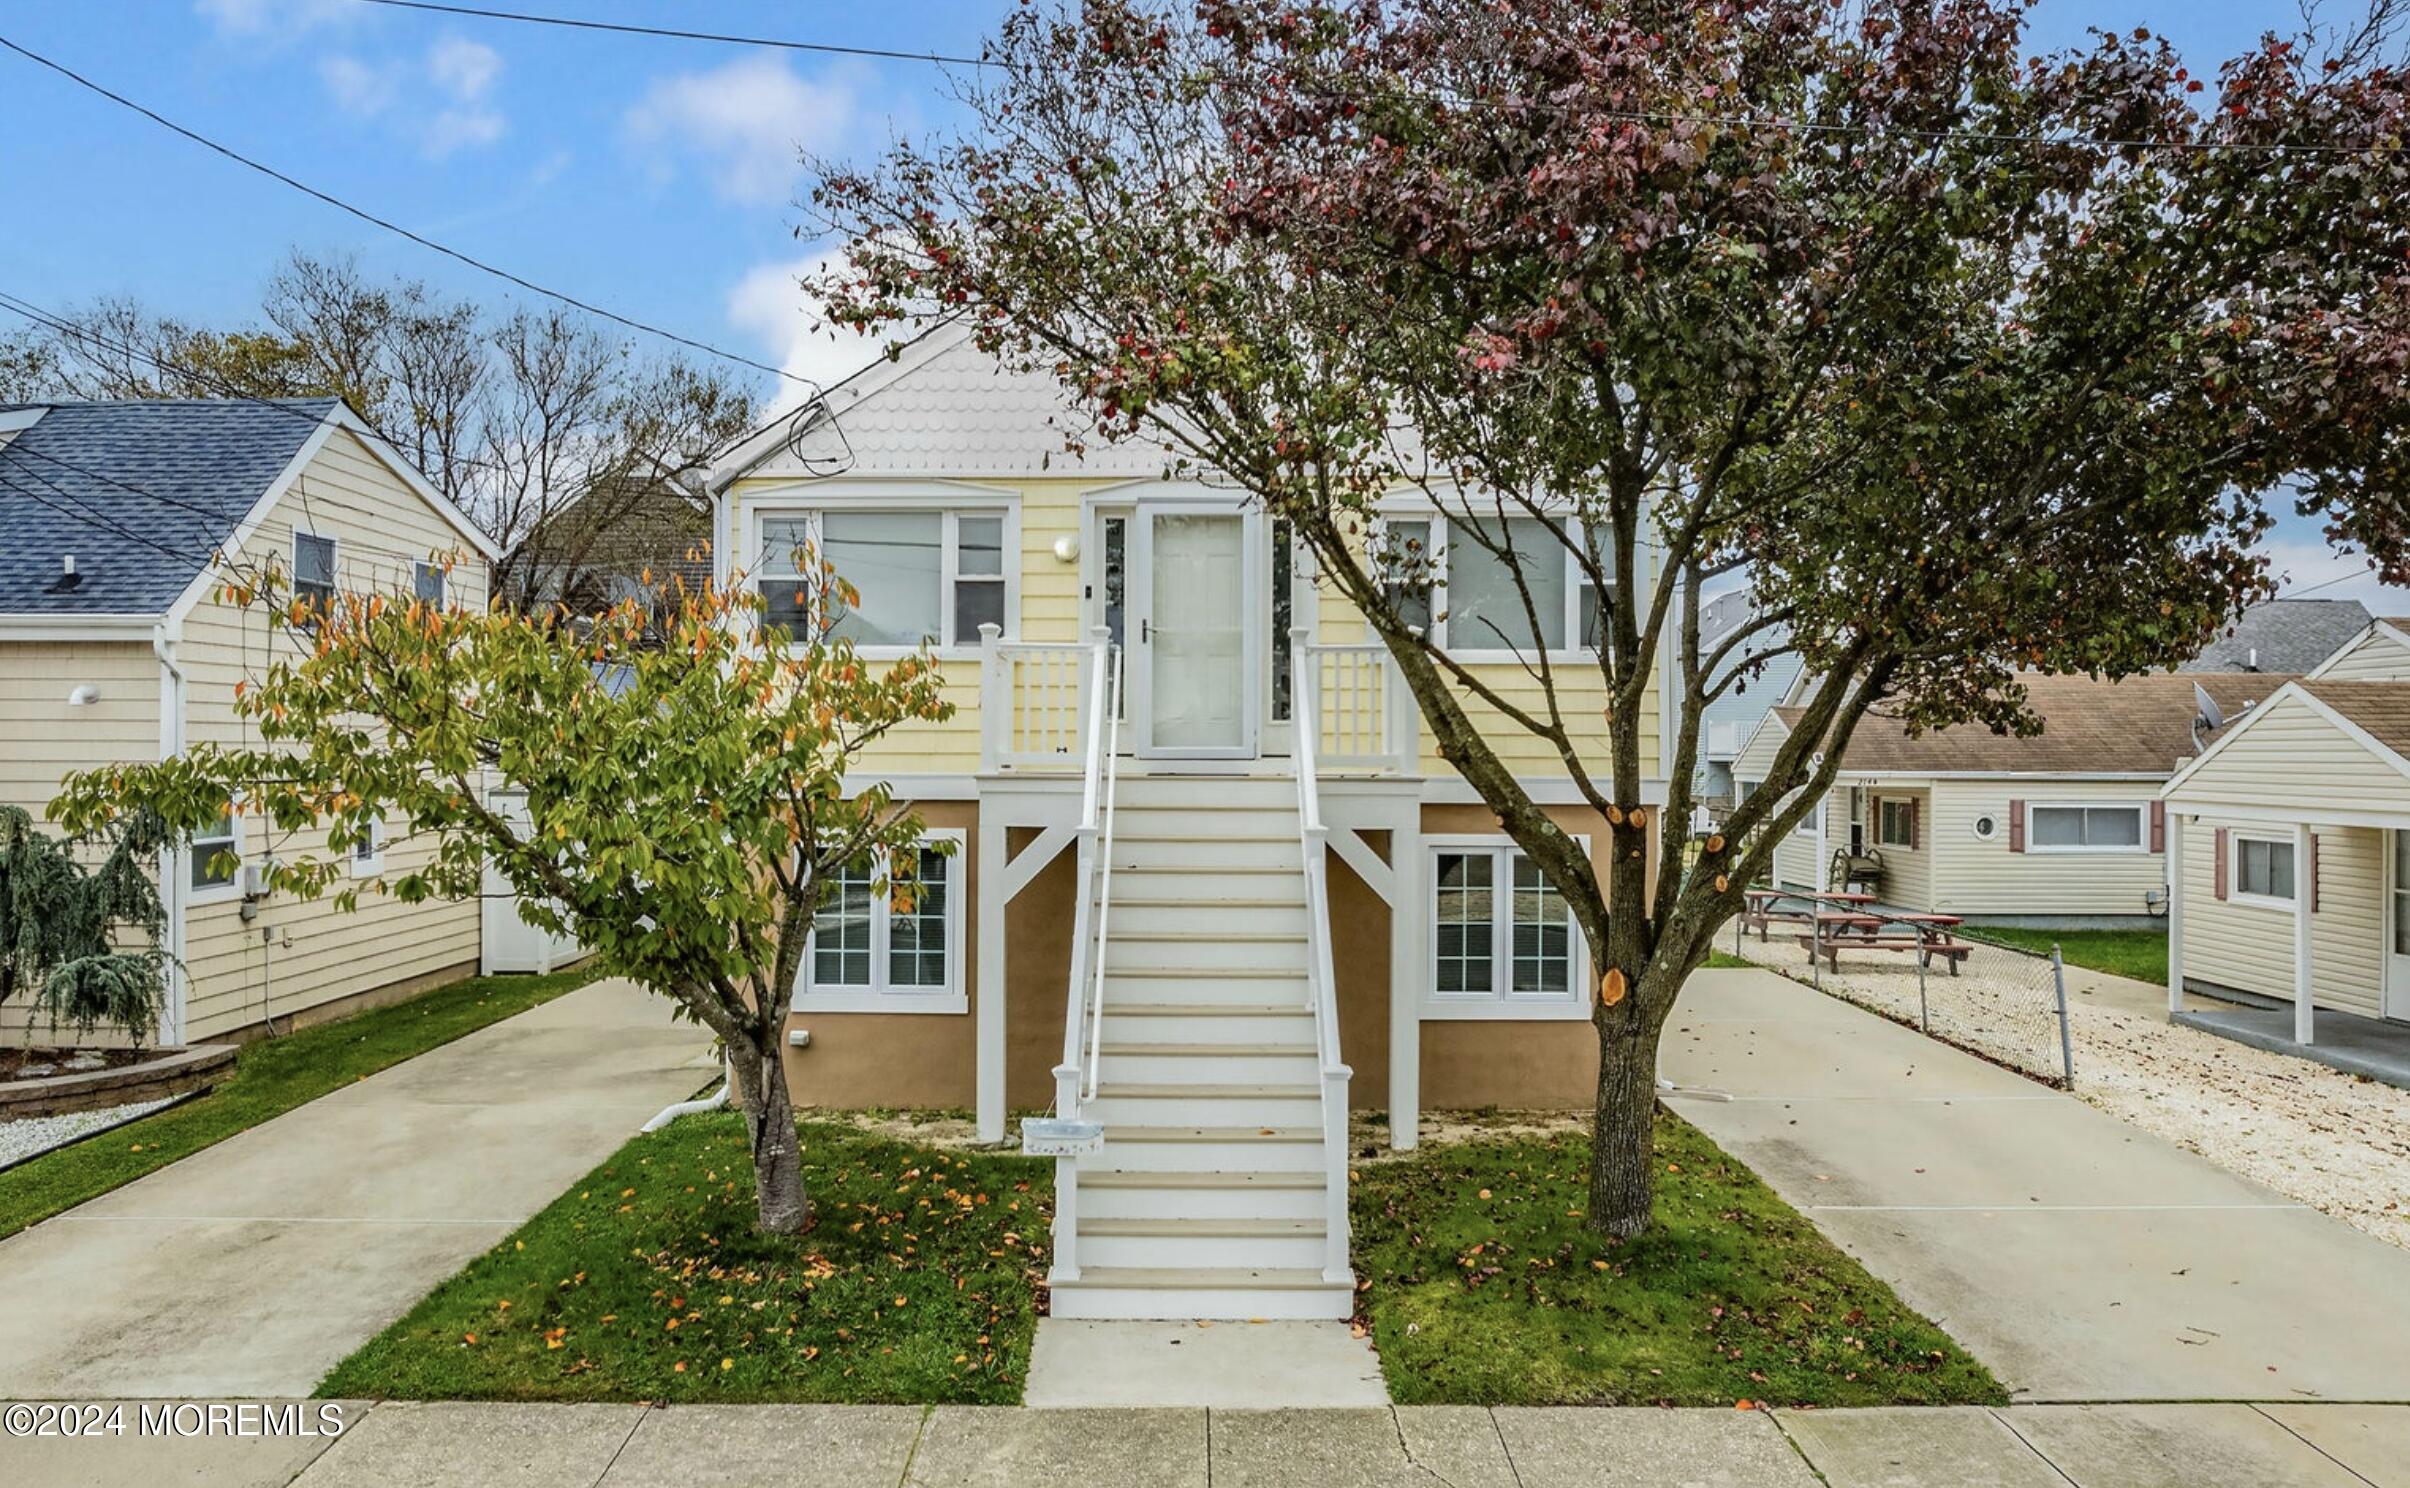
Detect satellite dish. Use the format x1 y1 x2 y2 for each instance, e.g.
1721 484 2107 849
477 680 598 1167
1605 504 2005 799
2193 683 2226 733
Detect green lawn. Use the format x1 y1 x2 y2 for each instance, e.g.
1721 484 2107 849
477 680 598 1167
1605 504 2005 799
0 967 597 1241
319 1115 1051 1404
1352 1117 2004 1407
1702 949 1753 969
1970 926 2167 985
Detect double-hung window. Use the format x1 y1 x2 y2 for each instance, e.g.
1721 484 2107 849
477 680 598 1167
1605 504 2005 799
293 533 336 615
1427 838 1587 1018
2028 803 2145 852
1876 798 1916 849
755 509 1013 652
412 561 447 607
1376 512 1614 656
2233 833 2296 904
797 833 965 1012
190 802 239 894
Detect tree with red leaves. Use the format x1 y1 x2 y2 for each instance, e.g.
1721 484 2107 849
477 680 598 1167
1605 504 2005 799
816 0 2410 1237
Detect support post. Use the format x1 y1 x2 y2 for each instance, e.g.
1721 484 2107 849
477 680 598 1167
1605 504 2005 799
1389 805 1423 1149
1049 1063 1081 1281
2165 810 2186 1014
2051 944 2075 1085
977 623 1005 772
976 816 1009 1142
2295 821 2315 1048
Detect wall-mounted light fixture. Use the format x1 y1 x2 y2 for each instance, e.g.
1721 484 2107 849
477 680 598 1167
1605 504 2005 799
1052 534 1081 564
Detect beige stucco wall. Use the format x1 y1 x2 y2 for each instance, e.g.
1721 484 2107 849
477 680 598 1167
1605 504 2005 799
175 427 489 1043
1924 779 2166 919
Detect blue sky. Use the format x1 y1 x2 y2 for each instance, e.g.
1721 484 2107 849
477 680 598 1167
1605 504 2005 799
0 0 2389 607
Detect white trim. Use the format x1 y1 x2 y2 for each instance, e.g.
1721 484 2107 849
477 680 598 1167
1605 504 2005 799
1421 833 1592 1021
743 497 1022 661
2021 800 2151 855
792 829 969 1015
1839 770 2168 783
2227 828 2300 911
2165 681 2410 800
2168 800 2410 832
0 616 160 637
0 407 46 436
185 798 246 906
1873 796 1915 849
1130 498 1263 760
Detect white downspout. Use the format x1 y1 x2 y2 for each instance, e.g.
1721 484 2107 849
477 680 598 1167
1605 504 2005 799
641 1058 732 1132
153 626 189 1048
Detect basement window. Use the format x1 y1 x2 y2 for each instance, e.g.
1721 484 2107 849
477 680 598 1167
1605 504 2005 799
1425 837 1588 1020
794 832 966 1013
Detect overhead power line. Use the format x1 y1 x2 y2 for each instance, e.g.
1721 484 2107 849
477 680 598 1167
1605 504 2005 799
0 33 826 394
350 0 2392 157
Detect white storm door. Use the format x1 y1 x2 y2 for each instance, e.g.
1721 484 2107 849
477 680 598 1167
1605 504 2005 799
2389 832 2410 1021
1134 506 1257 758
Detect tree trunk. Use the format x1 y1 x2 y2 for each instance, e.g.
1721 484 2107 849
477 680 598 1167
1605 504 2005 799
1585 1014 1660 1240
734 1034 812 1236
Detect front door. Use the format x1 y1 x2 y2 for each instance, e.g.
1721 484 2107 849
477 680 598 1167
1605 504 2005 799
1133 505 1257 758
2389 831 2410 1021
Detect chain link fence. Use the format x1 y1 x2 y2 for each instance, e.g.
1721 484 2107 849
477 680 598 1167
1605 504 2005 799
1729 891 2075 1087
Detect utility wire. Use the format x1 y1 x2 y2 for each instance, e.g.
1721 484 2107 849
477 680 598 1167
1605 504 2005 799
0 33 828 393
349 0 2395 157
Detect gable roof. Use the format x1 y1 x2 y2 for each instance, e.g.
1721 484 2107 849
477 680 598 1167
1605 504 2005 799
0 398 339 617
709 319 1213 487
2298 679 2410 759
1773 671 2293 777
2179 598 2371 675
0 398 495 622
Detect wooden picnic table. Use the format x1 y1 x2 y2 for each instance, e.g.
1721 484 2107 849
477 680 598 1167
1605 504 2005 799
1795 909 1973 975
1741 888 1878 941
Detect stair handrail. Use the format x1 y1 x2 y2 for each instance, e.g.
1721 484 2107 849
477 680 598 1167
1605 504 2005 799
1054 629 1119 1122
1082 641 1126 1103
1290 624 1355 1285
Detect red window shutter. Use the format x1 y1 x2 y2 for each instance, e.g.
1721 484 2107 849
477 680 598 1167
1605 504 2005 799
2214 827 2228 900
2008 799 2025 853
2150 800 2165 853
1908 798 1920 851
2309 832 2320 914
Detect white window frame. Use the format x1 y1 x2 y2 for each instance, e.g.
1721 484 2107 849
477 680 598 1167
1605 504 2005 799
1422 834 1592 1021
412 560 447 607
187 801 243 904
1370 505 1613 663
2230 830 2299 909
2026 801 2149 855
1875 797 1915 850
348 817 385 877
792 828 968 1014
748 499 1020 661
292 530 338 612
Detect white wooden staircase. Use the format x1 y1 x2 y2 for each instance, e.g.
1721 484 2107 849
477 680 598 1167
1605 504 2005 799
1034 635 1357 1321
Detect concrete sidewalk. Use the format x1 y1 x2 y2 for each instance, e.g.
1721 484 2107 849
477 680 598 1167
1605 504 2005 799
0 978 715 1399
6 1401 2407 1487
1661 969 2410 1401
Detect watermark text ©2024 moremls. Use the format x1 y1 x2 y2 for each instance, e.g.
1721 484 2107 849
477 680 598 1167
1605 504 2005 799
4 1401 347 1439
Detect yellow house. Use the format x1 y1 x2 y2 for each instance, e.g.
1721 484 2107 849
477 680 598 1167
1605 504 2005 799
2162 624 2410 1077
708 323 1663 1317
0 397 499 1048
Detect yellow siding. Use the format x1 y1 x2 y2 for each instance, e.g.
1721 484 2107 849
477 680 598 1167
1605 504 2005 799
727 474 1665 786
1854 786 1934 910
2315 630 2410 682
176 428 487 1042
1728 711 1790 788
1926 779 2166 918
0 641 160 1045
2174 692 2410 812
2180 818 2383 1017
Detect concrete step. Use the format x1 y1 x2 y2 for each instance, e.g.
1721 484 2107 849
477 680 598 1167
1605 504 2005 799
1079 1217 1327 1270
1047 1266 1354 1320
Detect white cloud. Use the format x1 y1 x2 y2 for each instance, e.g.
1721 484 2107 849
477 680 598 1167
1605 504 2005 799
626 55 858 206
315 34 507 158
2260 536 2410 613
727 251 902 417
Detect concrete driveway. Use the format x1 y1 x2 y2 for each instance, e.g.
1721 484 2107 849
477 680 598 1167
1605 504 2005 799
1662 968 2410 1401
0 977 715 1399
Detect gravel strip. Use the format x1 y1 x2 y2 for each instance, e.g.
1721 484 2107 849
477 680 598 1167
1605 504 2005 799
1732 933 2410 1251
0 1096 177 1171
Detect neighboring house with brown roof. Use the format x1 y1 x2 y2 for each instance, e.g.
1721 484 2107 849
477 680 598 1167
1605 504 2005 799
2163 665 2410 1052
1730 672 2291 926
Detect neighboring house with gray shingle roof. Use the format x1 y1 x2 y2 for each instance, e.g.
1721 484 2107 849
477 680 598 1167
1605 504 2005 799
0 398 506 1050
2179 597 2372 676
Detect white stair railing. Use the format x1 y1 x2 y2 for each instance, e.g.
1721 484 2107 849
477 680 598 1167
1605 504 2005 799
1290 624 1356 1285
980 624 1098 771
1046 627 1120 1283
1301 640 1417 773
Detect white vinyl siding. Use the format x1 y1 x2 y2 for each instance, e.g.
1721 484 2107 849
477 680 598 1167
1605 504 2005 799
2315 629 2410 682
1924 780 2169 919
2179 818 2384 1018
1858 789 1934 910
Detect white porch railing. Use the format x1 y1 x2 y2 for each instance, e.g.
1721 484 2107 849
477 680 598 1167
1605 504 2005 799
1300 641 1418 773
979 624 1094 769
1289 625 1356 1286
1047 629 1121 1281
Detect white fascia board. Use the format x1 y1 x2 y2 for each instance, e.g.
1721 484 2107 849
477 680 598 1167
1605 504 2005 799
0 614 162 638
